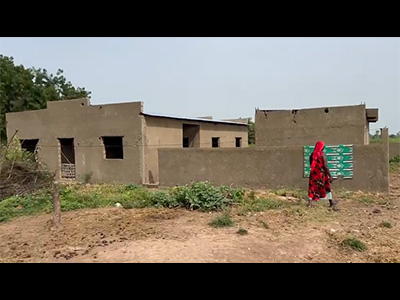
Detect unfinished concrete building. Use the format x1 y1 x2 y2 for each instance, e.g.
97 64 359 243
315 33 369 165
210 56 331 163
255 104 378 147
6 98 248 184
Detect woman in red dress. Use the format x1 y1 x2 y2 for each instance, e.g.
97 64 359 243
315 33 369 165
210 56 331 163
308 141 338 210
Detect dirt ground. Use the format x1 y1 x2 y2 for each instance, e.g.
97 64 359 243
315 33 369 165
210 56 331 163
1 172 400 263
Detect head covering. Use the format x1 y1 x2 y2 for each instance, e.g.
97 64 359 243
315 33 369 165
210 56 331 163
311 141 325 169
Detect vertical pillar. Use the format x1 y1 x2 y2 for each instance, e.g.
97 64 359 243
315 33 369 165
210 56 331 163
381 127 390 192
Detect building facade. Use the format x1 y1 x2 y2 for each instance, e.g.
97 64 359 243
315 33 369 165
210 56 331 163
6 98 248 184
255 104 378 147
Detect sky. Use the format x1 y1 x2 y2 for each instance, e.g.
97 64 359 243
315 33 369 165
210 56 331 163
1 37 399 134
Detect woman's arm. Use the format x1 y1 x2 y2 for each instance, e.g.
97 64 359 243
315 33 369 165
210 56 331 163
322 153 333 181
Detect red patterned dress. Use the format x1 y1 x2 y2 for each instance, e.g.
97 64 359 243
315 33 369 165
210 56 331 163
308 141 331 201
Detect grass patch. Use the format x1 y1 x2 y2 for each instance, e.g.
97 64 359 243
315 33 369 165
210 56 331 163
210 214 234 228
390 156 400 172
360 196 374 204
341 238 367 252
1 181 240 223
379 221 392 228
0 192 53 223
237 228 248 235
239 197 283 214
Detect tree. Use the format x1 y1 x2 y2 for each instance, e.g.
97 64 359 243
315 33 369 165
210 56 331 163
0 55 91 143
248 118 255 145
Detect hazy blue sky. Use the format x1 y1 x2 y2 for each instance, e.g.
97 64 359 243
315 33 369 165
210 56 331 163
1 37 399 133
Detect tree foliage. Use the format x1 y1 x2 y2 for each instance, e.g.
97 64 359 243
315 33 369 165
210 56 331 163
0 55 91 142
248 118 255 145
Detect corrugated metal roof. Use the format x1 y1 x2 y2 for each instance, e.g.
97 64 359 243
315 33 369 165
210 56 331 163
141 112 248 126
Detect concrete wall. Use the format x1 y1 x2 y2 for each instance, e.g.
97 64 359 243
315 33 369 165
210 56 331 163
390 143 400 159
6 99 144 184
143 116 248 184
255 104 370 147
159 142 389 192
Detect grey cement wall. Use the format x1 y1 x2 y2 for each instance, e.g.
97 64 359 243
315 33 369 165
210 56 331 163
6 98 144 184
159 143 389 192
143 116 248 185
390 143 400 159
255 104 370 147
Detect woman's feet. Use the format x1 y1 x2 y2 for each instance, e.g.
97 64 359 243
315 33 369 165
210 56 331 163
329 199 339 211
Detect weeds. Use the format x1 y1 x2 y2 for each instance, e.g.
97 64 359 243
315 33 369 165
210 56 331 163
379 221 392 228
210 214 234 228
237 228 248 235
341 238 367 252
390 156 400 172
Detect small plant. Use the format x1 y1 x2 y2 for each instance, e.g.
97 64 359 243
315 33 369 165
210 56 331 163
379 221 392 228
122 183 142 191
237 228 248 235
210 214 234 228
389 156 400 164
82 172 92 184
219 185 245 204
341 238 367 252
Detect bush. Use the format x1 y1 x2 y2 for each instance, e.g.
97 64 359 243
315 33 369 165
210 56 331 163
150 190 179 208
169 185 191 207
184 181 229 211
219 185 246 204
169 182 229 211
0 137 53 201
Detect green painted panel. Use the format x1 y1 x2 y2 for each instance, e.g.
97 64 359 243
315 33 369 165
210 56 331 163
304 145 353 178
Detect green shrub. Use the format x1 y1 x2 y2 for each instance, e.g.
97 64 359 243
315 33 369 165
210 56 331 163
170 182 228 211
0 193 52 222
169 185 191 207
390 156 400 172
210 214 234 228
150 190 179 208
390 156 400 164
219 186 246 204
185 181 229 211
341 238 367 252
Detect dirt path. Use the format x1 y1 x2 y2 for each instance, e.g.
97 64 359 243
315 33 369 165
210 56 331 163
1 173 400 263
